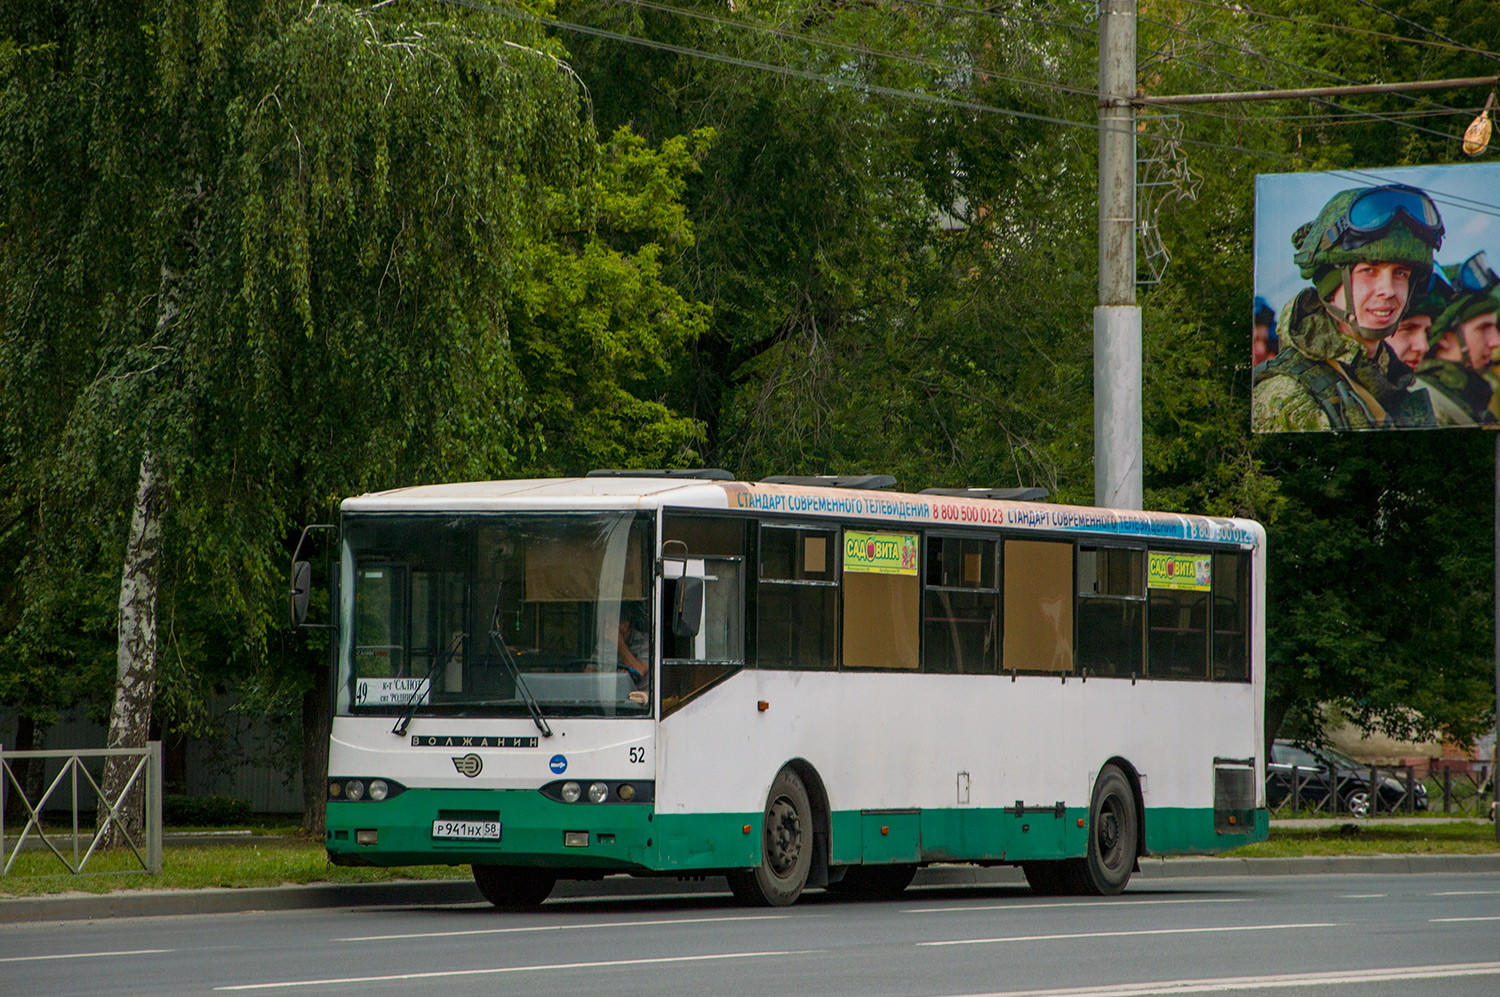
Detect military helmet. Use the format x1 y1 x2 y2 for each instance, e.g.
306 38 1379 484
1406 269 1453 321
1292 184 1443 279
1433 252 1500 337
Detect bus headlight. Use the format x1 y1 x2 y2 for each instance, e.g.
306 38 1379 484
346 779 365 802
617 783 637 802
589 782 609 804
561 781 581 803
369 779 389 802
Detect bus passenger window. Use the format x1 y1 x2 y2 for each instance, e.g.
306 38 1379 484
1075 547 1144 679
1212 552 1251 682
1147 550 1211 680
757 525 837 670
842 530 920 670
1002 540 1073 673
923 536 998 674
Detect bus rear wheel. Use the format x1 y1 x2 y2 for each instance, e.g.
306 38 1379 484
472 865 556 910
1067 764 1138 896
727 768 813 907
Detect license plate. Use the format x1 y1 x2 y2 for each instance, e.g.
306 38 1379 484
431 819 502 840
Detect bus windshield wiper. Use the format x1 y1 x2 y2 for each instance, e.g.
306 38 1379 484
392 631 464 737
489 586 553 738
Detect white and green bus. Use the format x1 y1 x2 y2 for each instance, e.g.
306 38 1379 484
315 472 1266 907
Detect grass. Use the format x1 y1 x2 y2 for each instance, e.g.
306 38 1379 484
1224 820 1500 858
0 835 468 897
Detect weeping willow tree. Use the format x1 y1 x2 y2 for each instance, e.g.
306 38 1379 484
2 1 704 837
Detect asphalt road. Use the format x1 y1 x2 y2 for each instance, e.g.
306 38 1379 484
3 872 1499 996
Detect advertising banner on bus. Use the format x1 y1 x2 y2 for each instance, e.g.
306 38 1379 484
1252 162 1500 433
843 531 919 574
1148 552 1211 591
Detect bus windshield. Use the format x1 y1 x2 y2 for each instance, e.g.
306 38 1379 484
336 511 654 720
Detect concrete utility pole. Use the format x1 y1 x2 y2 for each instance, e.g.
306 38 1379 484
1095 0 1141 510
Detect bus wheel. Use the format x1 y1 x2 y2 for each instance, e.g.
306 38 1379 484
827 863 918 900
1071 764 1138 896
727 768 813 906
472 865 556 910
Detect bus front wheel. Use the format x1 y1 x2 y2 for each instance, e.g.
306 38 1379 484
472 864 556 910
727 768 813 906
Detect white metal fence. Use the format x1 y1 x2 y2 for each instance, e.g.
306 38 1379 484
1 742 163 875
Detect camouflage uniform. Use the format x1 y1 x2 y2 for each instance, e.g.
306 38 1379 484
1252 288 1434 431
1252 184 1442 432
1411 257 1500 427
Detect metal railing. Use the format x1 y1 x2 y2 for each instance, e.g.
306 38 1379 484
1268 761 1492 819
1 742 163 876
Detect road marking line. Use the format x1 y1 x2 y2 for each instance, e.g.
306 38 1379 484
0 949 173 964
919 922 1338 947
1339 893 1385 898
213 949 819 990
336 912 794 942
933 961 1500 996
1433 889 1500 896
906 898 1240 914
1432 915 1500 922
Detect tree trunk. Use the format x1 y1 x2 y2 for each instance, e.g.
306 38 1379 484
12 714 47 811
98 448 166 846
301 657 330 836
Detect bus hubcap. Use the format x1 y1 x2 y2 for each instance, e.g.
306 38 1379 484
766 797 802 875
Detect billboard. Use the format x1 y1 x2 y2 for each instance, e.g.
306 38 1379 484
1253 162 1500 432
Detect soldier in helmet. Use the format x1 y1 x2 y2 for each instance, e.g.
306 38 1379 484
1410 258 1500 426
1252 184 1443 431
1252 296 1279 365
1386 272 1445 370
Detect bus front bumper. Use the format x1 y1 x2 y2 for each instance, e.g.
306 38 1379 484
326 788 655 871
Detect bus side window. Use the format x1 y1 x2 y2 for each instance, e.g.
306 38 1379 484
1146 550 1211 680
842 530 920 670
1075 546 1144 678
756 525 838 671
661 513 748 717
1002 539 1074 674
1212 552 1251 682
923 535 998 674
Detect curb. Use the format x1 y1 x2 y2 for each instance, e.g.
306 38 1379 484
5 854 1500 923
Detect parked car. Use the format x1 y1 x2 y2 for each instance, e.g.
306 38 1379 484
1266 740 1428 816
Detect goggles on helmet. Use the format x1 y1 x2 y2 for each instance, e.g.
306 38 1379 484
1454 251 1499 293
1318 183 1444 253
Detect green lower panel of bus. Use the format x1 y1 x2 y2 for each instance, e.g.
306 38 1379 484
326 789 661 870
328 789 1266 872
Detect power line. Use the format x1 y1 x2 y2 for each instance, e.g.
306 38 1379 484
597 0 1101 101
1171 0 1500 59
1138 10 1475 119
1349 0 1500 64
437 0 1099 131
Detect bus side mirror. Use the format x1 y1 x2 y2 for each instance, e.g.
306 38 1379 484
289 523 335 629
290 560 312 627
673 577 704 638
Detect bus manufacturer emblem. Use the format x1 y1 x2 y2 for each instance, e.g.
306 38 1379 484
452 753 483 778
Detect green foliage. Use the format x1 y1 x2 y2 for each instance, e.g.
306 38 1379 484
1 1 708 751
164 793 254 827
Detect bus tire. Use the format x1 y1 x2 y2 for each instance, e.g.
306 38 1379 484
827 863 918 900
472 864 556 910
1070 764 1138 896
727 768 814 906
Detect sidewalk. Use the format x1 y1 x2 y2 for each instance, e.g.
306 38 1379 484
5 853 1500 924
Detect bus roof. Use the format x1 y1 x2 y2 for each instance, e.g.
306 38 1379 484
342 477 1263 548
